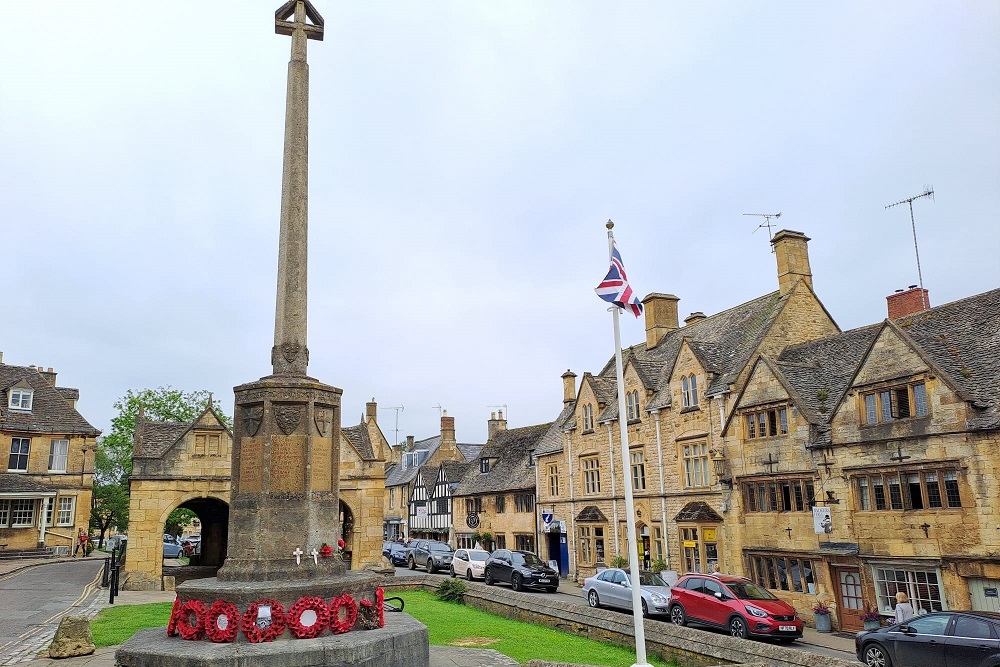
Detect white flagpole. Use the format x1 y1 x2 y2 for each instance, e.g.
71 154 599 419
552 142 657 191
605 220 652 667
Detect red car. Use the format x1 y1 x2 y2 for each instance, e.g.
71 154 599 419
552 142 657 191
667 573 803 641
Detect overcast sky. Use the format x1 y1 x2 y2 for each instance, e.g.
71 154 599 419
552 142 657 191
2 2 997 446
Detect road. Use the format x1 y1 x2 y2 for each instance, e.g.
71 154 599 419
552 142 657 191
393 565 856 662
0 560 104 665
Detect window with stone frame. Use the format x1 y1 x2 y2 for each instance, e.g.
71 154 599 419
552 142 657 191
681 375 699 408
8 438 30 472
493 534 506 549
195 433 222 456
742 478 815 512
746 554 817 593
8 388 33 410
854 468 961 511
582 456 601 494
583 404 595 432
874 566 945 614
578 524 606 565
515 534 535 552
547 464 559 497
480 457 490 473
495 494 506 513
515 493 534 512
653 526 664 560
465 497 482 514
630 449 646 491
680 525 717 573
389 487 395 508
743 405 788 439
626 390 641 421
862 381 928 425
57 496 75 526
48 439 69 472
8 498 36 527
681 441 710 488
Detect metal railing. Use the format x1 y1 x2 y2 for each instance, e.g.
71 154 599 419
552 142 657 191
102 542 127 604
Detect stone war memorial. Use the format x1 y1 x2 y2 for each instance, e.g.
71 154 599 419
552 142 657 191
116 2 429 665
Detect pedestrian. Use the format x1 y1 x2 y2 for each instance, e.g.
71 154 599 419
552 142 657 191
894 592 915 623
75 528 88 557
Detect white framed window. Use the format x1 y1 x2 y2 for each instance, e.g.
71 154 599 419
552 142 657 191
48 439 69 472
582 456 601 494
44 497 55 526
57 497 75 526
630 450 646 491
389 487 395 509
583 404 594 431
10 499 36 527
873 565 945 615
8 438 30 472
8 388 33 410
480 458 490 473
682 441 710 488
626 390 641 421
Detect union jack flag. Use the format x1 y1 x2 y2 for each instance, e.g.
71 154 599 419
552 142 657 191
595 242 642 317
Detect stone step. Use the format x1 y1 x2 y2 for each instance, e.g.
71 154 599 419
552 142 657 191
0 547 56 560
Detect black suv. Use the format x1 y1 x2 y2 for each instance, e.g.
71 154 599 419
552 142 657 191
407 539 454 574
484 549 558 592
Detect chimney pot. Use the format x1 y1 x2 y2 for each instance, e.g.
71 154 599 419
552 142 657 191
887 286 931 319
562 369 577 405
771 229 813 295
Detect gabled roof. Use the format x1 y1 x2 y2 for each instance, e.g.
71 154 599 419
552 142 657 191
133 403 232 460
593 291 791 422
341 421 375 460
457 443 484 461
454 423 551 495
535 403 577 456
385 435 440 487
0 364 100 436
674 501 723 523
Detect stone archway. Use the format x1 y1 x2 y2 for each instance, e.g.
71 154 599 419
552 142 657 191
173 496 229 567
339 500 355 567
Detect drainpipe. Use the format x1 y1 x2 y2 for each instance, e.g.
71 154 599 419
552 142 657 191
565 429 577 579
606 422 619 558
651 409 669 569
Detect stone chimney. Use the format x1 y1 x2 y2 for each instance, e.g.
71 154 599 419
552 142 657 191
887 285 930 319
441 411 456 443
772 230 813 295
561 370 577 406
684 312 706 326
405 435 415 451
641 293 680 349
38 367 57 386
488 410 508 441
0 351 4 364
365 398 377 423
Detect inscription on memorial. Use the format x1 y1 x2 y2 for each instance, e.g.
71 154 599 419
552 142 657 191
310 440 332 491
239 437 263 493
270 436 305 493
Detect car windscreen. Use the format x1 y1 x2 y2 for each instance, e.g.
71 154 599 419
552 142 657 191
638 572 667 587
429 543 452 552
469 551 489 561
513 552 543 566
727 581 779 600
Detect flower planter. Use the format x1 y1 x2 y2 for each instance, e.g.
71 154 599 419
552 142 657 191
814 613 832 633
863 619 881 631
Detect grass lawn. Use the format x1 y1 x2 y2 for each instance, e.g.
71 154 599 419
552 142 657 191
87 591 675 666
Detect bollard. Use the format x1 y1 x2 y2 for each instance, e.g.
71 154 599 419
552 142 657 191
101 557 110 588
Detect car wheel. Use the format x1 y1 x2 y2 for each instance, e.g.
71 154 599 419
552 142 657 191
485 569 494 585
466 569 474 582
428 562 436 574
641 599 649 617
863 643 892 667
729 615 748 639
407 557 416 570
588 590 601 608
511 574 523 592
450 566 456 578
669 604 686 626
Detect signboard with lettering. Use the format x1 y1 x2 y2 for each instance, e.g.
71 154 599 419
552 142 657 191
813 506 833 534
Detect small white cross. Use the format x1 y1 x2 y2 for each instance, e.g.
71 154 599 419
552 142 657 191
293 547 303 565
311 548 320 565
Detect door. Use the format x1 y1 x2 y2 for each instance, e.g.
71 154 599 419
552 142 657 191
833 566 864 631
968 578 1000 612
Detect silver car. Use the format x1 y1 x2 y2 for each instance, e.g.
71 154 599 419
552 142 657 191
582 568 671 617
451 548 490 580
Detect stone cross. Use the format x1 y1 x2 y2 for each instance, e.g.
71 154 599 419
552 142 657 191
311 548 320 565
270 0 325 376
293 547 303 565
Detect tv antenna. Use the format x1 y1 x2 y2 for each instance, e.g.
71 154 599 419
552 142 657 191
380 404 404 446
744 212 782 251
885 187 934 311
432 404 443 419
487 404 508 419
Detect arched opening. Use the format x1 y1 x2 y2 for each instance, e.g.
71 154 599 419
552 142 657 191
339 500 354 569
163 496 228 583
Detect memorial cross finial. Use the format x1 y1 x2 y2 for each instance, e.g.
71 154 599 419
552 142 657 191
293 547 303 565
311 548 320 565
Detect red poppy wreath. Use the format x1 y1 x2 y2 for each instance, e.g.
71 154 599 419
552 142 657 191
176 599 207 641
167 596 181 637
241 598 287 643
287 596 331 639
329 593 358 634
204 600 240 643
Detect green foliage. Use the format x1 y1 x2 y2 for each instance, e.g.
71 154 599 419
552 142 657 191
651 558 668 572
435 578 467 604
91 387 232 543
88 602 174 647
165 508 198 536
610 555 628 568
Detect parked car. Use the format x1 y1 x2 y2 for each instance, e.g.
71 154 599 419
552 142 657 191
163 535 183 558
385 542 409 567
856 610 1000 667
451 548 490 580
484 549 558 592
667 573 803 641
582 568 671 617
407 539 454 574
180 536 201 557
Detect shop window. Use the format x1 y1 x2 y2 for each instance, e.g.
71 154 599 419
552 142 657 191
515 534 535 552
579 524 606 565
874 566 945 614
680 526 717 573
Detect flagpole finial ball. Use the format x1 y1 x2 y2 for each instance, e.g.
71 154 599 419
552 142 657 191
606 219 614 230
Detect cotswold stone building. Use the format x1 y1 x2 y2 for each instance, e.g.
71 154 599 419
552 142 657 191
0 357 99 554
536 230 838 585
723 286 1000 631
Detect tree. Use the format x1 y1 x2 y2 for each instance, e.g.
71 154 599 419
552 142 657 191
91 387 231 546
165 508 198 537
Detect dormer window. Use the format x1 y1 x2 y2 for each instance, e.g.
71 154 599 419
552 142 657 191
681 375 698 408
626 390 641 421
862 381 928 425
528 449 536 467
8 388 33 411
402 450 426 470
744 405 788 439
583 404 594 431
480 457 490 474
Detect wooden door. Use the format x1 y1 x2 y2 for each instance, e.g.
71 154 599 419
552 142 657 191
833 566 864 631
